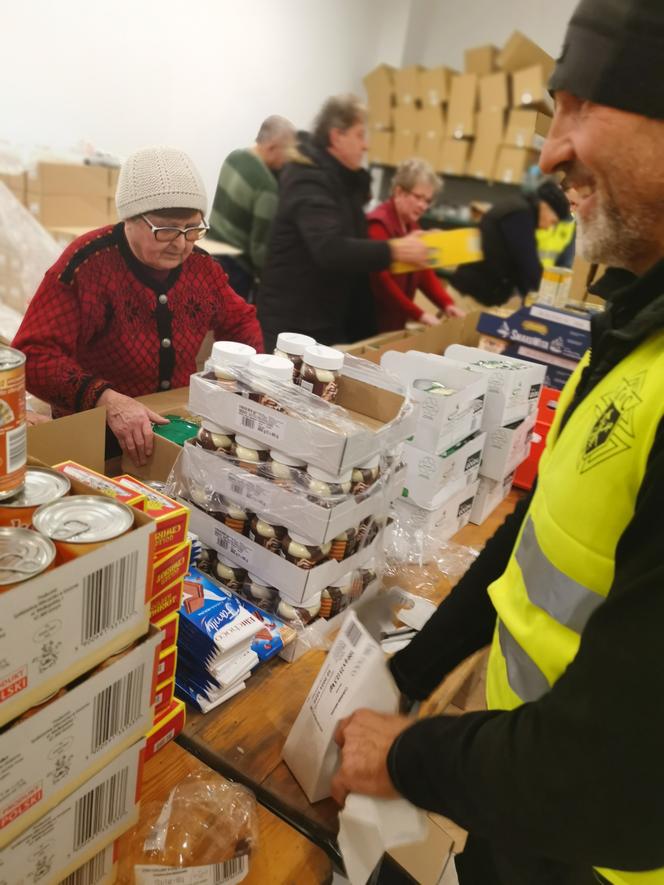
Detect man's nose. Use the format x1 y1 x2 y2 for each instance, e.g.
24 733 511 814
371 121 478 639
539 110 573 176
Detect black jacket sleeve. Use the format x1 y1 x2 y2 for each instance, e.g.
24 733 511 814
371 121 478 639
389 491 532 700
501 212 543 296
290 177 391 274
387 421 664 872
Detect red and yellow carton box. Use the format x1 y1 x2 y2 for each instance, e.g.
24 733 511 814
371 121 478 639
152 538 191 598
53 461 145 508
153 676 176 717
145 699 186 762
114 476 189 553
154 610 179 654
150 578 184 622
156 644 177 685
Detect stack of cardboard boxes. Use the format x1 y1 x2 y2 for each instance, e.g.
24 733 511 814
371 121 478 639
365 31 555 183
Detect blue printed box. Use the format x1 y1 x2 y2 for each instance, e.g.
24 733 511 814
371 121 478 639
477 304 591 362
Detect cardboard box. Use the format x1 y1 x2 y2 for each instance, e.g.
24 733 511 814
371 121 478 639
390 227 482 274
364 64 395 126
445 343 545 429
465 44 498 76
476 303 591 362
150 578 184 622
493 146 539 184
416 132 444 169
26 192 111 228
390 132 418 166
156 644 177 685
115 476 190 554
394 65 425 106
393 479 480 540
28 162 111 197
470 471 515 524
0 630 159 848
28 408 107 474
437 139 471 176
185 502 384 605
479 72 510 111
416 106 445 140
389 813 456 885
0 474 154 726
480 412 535 480
154 676 175 717
505 109 551 150
53 461 146 508
498 31 555 77
418 66 456 106
188 370 415 476
401 432 486 508
476 109 506 144
0 741 143 885
512 65 554 114
175 439 403 545
536 265 573 308
152 539 191 598
380 350 488 453
446 74 478 139
60 842 118 885
467 138 499 180
393 106 420 135
0 172 26 204
154 610 179 655
506 344 578 390
368 130 394 165
144 699 185 762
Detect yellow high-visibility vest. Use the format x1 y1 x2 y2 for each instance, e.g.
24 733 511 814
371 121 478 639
537 219 576 267
486 329 664 884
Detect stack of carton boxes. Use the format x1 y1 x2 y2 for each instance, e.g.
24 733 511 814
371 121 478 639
25 161 119 231
364 31 555 183
0 465 160 883
445 345 546 523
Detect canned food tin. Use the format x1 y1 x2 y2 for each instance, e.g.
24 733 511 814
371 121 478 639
32 495 135 562
0 467 71 528
0 527 56 588
0 347 26 500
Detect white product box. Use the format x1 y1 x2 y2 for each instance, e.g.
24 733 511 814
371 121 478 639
445 344 545 429
394 480 480 542
174 441 403 545
401 432 485 509
381 350 488 453
185 502 384 606
0 499 154 727
188 370 416 475
57 840 117 885
0 740 143 885
480 412 536 480
0 629 159 848
470 472 515 524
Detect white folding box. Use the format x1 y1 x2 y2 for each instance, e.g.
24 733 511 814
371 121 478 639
394 480 480 541
401 432 485 509
381 350 487 454
479 412 536 480
445 344 545 430
0 629 159 847
470 472 515 524
0 740 143 885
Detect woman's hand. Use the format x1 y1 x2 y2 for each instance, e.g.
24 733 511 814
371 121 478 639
445 304 466 318
419 312 441 326
98 389 169 466
390 232 430 268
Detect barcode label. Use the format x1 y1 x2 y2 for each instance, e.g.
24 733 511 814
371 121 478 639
346 620 362 647
235 402 286 443
240 416 255 431
60 846 109 885
213 527 251 566
226 475 272 512
91 663 146 753
6 423 26 472
73 766 129 851
81 552 139 644
134 856 249 884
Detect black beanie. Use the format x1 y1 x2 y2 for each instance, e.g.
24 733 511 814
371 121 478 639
536 180 571 221
549 0 664 119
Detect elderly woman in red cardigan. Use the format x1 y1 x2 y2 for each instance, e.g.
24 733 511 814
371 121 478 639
367 158 465 331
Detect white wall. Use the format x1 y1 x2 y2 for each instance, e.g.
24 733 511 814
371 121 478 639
0 0 406 199
403 0 578 69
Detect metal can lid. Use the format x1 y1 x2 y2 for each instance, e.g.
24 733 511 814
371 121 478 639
33 495 134 544
2 467 71 508
0 346 26 371
0 527 56 585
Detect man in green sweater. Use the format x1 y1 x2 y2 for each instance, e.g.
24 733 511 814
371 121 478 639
209 115 295 299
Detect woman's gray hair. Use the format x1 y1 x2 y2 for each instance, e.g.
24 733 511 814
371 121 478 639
392 158 442 196
312 94 367 148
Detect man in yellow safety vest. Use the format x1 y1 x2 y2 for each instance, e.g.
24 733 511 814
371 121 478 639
331 2 664 883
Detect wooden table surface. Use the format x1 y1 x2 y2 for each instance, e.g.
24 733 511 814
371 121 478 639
178 492 521 865
119 741 332 884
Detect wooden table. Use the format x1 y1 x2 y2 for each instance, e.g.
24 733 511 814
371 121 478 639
178 493 521 867
122 741 333 883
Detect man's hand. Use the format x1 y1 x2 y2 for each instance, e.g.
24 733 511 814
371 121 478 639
330 709 412 807
445 304 466 318
98 389 169 466
419 312 441 327
390 232 430 269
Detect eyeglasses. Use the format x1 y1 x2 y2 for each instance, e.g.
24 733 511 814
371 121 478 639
408 191 434 207
141 215 209 243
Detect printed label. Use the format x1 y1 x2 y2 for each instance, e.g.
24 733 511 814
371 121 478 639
135 856 249 885
235 402 286 444
213 526 252 567
60 844 114 885
225 475 273 513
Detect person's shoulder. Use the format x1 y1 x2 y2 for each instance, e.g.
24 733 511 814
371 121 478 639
57 224 120 284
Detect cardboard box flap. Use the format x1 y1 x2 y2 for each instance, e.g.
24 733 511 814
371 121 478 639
28 407 107 472
498 30 555 76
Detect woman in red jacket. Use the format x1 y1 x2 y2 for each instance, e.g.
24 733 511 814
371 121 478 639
367 159 465 331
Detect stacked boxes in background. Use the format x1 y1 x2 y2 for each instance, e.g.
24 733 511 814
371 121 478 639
364 30 555 183
25 161 119 230
0 468 158 883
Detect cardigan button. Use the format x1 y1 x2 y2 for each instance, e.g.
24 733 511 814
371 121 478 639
160 380 171 390
161 338 171 348
158 294 168 304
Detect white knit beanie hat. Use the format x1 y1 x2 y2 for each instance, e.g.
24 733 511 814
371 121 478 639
115 146 207 220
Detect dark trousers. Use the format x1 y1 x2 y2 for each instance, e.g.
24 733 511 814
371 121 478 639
216 255 255 303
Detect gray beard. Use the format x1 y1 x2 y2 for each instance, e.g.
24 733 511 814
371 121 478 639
576 196 660 272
